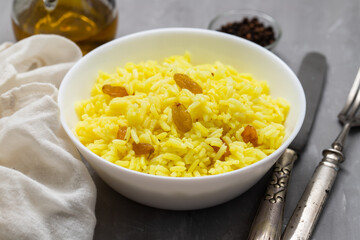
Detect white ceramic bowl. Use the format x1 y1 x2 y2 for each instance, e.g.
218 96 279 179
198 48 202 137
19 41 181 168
58 28 305 210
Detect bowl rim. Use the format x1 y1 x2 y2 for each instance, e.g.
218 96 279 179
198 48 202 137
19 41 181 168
208 9 282 50
59 27 305 182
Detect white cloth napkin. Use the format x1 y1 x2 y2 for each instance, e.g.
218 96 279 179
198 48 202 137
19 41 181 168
0 35 97 240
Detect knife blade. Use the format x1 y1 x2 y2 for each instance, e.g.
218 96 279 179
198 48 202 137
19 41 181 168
247 52 327 240
289 53 327 152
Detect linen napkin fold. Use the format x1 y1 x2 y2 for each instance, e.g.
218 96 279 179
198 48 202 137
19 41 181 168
0 35 97 240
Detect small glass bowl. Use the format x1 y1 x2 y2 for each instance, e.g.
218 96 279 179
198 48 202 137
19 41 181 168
208 9 281 51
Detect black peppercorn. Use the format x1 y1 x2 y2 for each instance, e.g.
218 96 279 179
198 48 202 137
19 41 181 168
217 17 275 47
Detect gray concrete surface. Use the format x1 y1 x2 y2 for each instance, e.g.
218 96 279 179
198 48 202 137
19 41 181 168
1 0 360 239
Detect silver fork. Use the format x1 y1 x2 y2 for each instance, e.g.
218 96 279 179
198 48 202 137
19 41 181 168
281 68 360 240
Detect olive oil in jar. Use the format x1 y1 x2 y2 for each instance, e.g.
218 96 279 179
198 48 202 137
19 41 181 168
11 0 118 54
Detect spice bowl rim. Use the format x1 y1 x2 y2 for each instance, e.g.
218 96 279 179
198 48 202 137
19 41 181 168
208 9 282 50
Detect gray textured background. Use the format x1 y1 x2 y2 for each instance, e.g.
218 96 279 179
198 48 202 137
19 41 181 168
1 0 360 239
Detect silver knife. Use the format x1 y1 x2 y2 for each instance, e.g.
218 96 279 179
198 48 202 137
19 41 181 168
247 52 327 240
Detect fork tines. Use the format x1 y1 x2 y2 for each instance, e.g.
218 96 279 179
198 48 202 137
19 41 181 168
338 68 360 125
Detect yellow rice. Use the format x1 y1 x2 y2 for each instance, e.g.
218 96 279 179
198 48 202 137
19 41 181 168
75 52 290 177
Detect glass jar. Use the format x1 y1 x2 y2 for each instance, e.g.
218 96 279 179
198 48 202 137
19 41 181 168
11 0 118 54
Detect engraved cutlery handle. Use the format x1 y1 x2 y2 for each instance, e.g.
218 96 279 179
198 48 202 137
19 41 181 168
248 148 298 240
281 148 344 240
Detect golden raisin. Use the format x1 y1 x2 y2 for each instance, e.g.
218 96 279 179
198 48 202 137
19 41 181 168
222 124 231 136
102 84 128 97
132 143 155 155
222 141 231 159
212 138 231 160
212 146 220 152
117 126 127 140
241 125 258 146
173 73 203 94
171 102 193 132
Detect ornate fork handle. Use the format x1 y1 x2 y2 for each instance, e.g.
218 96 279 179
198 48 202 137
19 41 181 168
281 146 344 240
282 74 357 240
248 148 298 240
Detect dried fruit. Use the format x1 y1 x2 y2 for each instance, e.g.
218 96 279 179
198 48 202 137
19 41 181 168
117 126 127 140
222 124 231 135
212 146 220 152
212 138 231 160
173 73 203 94
132 142 155 155
241 125 258 146
222 141 231 159
171 102 193 132
102 84 128 97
